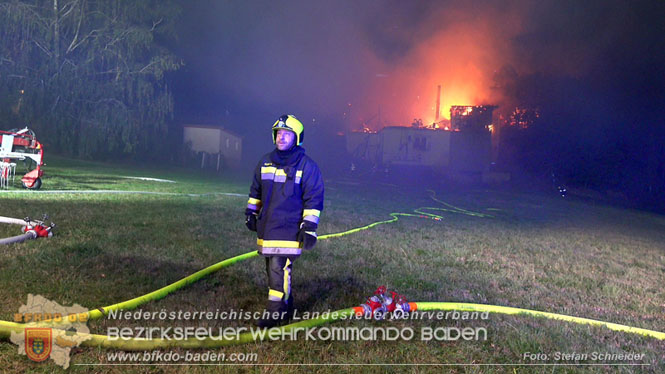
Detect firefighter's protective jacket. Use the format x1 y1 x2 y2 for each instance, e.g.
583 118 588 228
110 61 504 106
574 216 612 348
246 146 324 256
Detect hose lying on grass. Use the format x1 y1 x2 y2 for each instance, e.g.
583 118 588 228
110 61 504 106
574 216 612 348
0 192 663 350
0 232 37 245
0 216 49 245
0 301 662 350
0 189 245 197
1 192 471 322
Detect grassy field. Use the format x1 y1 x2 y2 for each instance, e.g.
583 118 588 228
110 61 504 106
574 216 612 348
0 156 663 373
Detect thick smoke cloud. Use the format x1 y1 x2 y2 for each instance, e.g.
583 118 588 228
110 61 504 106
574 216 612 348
174 0 663 133
171 0 664 205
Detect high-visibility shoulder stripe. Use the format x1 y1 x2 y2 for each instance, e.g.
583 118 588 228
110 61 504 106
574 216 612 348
261 167 293 182
261 166 276 180
303 209 321 218
261 167 286 176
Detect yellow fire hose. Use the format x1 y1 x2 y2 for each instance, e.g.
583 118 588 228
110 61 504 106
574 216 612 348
0 192 662 352
0 301 662 350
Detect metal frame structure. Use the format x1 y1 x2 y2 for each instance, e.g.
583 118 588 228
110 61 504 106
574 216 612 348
0 127 44 189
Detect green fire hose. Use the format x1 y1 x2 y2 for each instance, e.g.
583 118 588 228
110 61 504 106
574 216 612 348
0 191 663 351
0 301 662 350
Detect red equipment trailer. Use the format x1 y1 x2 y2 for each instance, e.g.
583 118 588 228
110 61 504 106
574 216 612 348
0 127 44 189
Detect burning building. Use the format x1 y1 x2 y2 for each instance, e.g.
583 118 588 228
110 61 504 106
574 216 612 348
346 105 496 178
450 105 497 132
506 107 540 129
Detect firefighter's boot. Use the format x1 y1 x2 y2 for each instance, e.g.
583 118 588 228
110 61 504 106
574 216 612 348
257 300 289 329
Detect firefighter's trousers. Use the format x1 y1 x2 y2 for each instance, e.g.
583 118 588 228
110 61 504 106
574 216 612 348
265 256 296 310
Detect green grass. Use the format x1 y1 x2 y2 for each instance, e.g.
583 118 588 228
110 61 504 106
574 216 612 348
0 156 664 373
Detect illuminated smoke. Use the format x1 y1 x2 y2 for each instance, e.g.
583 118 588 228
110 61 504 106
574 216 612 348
182 1 641 135
355 2 527 129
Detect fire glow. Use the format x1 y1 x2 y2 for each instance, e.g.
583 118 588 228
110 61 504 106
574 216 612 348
354 4 524 130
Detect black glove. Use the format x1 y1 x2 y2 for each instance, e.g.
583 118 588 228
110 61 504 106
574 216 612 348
245 209 258 232
298 221 317 250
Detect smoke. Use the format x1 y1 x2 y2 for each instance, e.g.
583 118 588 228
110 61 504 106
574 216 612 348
354 0 634 128
176 1 663 134
348 0 658 129
358 2 526 126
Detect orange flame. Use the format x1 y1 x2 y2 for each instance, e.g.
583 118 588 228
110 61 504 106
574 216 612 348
354 5 525 130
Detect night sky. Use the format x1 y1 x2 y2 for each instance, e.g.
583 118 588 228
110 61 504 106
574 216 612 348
169 0 664 157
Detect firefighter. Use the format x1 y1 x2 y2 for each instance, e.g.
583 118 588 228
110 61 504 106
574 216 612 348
245 114 324 328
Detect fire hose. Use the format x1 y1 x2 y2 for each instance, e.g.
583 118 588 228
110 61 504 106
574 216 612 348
0 192 663 351
0 301 662 350
0 216 54 245
0 190 245 197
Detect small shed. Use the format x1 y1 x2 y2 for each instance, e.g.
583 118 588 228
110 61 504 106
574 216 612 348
183 124 242 170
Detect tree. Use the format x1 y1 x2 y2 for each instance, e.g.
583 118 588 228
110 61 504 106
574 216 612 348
0 0 182 159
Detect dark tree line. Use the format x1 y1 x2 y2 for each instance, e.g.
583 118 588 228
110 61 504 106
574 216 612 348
494 1 665 208
496 71 665 208
0 0 181 159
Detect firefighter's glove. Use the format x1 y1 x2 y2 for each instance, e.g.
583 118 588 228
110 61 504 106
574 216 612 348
298 221 317 250
245 209 258 232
